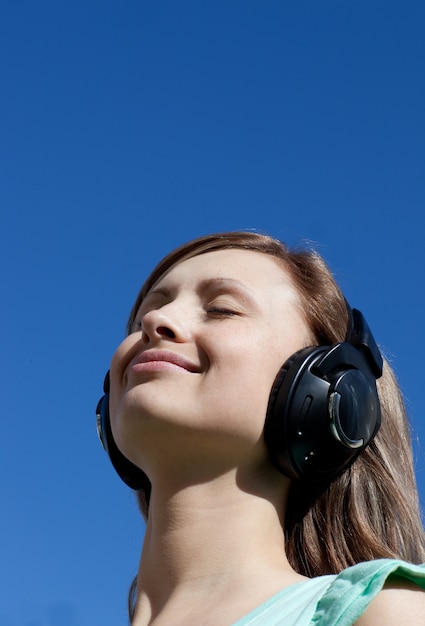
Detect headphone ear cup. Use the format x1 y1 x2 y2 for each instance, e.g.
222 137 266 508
264 343 381 481
96 373 149 490
265 346 327 480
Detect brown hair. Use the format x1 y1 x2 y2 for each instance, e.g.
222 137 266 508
126 231 425 619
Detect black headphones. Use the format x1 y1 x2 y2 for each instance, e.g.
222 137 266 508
96 372 148 489
96 304 383 487
264 306 383 480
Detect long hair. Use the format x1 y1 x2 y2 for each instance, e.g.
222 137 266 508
125 231 425 621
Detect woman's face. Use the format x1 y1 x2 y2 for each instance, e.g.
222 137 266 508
109 249 312 476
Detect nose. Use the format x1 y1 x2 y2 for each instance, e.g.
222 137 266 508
140 305 191 345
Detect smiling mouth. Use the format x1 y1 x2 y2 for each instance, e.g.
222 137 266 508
129 350 201 374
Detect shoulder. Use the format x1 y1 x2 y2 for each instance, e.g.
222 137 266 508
311 559 425 626
355 579 425 625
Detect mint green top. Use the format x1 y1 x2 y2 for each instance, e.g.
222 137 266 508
233 559 425 625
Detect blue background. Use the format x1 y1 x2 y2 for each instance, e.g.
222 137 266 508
1 1 424 624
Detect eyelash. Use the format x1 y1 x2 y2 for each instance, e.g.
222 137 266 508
130 305 238 331
131 319 143 332
207 306 238 317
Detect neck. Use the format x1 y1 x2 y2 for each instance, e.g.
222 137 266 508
132 463 304 625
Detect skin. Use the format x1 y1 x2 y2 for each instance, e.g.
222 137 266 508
109 249 313 486
108 249 425 625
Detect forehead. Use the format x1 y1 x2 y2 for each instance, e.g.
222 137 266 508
151 248 297 295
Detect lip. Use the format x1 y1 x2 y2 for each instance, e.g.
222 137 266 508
129 350 201 374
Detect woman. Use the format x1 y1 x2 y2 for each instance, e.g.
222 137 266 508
96 231 425 625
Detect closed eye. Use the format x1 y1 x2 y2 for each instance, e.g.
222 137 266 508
206 306 239 317
130 318 143 333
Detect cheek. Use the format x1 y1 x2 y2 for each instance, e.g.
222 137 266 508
204 345 281 433
224 331 293 382
107 336 141 423
215 331 304 414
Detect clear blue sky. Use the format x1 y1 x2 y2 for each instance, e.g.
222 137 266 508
1 1 424 624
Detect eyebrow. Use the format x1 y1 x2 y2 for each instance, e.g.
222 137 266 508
138 287 170 309
197 277 261 309
143 277 261 308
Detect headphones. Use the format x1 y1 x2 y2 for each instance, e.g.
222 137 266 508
96 304 383 487
96 372 148 489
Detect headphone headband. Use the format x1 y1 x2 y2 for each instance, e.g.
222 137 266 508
346 307 383 379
